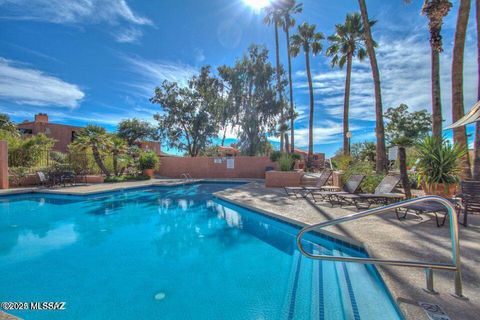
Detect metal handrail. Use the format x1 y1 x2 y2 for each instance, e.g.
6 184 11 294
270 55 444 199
180 173 193 183
296 195 463 297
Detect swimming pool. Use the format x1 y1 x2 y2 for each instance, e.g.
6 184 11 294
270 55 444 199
0 183 402 319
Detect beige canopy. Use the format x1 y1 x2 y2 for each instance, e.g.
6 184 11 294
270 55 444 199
446 100 480 129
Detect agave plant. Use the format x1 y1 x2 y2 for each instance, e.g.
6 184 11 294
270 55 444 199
415 136 466 187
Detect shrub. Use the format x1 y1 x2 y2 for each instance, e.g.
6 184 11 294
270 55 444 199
277 153 294 171
343 161 382 193
269 151 283 162
415 136 465 186
104 175 151 183
291 153 302 161
331 154 353 172
139 151 159 170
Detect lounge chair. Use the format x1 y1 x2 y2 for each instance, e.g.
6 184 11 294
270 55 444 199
456 180 480 227
284 170 332 198
337 174 403 209
396 200 455 227
310 174 365 206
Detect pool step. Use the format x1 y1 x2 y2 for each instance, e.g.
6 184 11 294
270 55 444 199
333 250 360 320
281 249 303 320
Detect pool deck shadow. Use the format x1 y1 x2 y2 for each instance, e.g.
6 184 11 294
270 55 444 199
214 181 480 320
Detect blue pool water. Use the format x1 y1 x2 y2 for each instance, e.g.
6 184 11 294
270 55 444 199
0 183 402 320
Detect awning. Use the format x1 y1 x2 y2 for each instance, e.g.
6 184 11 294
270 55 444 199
446 100 480 129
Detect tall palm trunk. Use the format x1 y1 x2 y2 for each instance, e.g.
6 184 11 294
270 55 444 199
358 0 387 173
474 0 480 180
305 48 315 165
343 53 353 155
431 49 443 138
274 22 284 152
286 26 296 153
452 0 472 179
92 146 110 177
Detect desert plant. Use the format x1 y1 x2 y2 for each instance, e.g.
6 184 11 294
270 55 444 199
342 160 381 193
277 153 294 171
139 151 159 171
415 136 466 186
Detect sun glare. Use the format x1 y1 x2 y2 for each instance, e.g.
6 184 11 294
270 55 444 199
243 0 271 10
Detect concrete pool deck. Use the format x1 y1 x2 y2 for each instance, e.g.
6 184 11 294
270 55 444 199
1 179 478 319
214 182 480 320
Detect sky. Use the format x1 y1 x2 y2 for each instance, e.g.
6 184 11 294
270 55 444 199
0 0 477 157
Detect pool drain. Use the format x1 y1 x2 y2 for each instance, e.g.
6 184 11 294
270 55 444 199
154 292 166 301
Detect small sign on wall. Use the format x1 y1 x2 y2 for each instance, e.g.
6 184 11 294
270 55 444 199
226 158 235 169
214 158 222 164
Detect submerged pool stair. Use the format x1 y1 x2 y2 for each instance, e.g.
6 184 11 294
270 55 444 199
296 196 464 297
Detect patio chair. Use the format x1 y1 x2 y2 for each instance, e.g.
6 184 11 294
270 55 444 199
310 174 365 206
36 171 53 188
337 174 403 209
284 170 332 198
456 180 480 227
60 171 76 187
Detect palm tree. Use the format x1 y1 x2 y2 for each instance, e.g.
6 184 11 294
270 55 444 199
290 22 324 166
474 0 480 180
451 0 472 179
111 135 127 176
73 125 113 177
278 0 303 153
422 0 452 139
326 13 373 156
357 0 387 173
264 3 285 152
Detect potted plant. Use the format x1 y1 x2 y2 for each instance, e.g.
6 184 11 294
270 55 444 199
139 151 159 178
265 153 304 187
416 136 466 197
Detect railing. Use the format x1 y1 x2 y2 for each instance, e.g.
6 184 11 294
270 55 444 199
180 173 193 184
296 196 463 297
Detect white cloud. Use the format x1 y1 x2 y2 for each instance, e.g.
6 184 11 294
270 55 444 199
293 120 361 148
0 0 152 42
0 58 84 108
123 55 198 96
295 33 477 126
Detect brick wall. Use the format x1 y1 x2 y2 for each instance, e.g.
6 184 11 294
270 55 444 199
156 156 277 179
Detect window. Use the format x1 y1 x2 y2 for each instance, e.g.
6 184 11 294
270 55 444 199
71 131 77 142
19 128 33 135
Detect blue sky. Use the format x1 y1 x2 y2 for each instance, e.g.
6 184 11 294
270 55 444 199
0 0 477 156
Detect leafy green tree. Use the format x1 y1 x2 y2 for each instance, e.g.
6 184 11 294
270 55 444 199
117 118 157 146
327 13 373 156
422 0 452 139
72 125 113 177
278 0 303 153
218 45 282 156
290 22 324 165
357 0 388 173
0 113 18 136
151 66 224 157
384 104 432 197
351 141 376 162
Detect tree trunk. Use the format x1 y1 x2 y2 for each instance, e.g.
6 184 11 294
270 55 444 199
113 154 118 176
285 26 295 153
399 147 412 198
284 133 290 154
358 0 387 174
343 54 353 156
431 49 443 139
274 22 284 152
452 0 472 179
221 126 227 146
305 48 315 168
474 0 480 180
92 147 110 177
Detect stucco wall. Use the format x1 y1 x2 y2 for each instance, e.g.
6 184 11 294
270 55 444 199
156 156 277 179
18 122 82 153
0 141 8 189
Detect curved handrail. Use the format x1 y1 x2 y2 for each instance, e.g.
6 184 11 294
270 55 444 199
296 195 463 296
